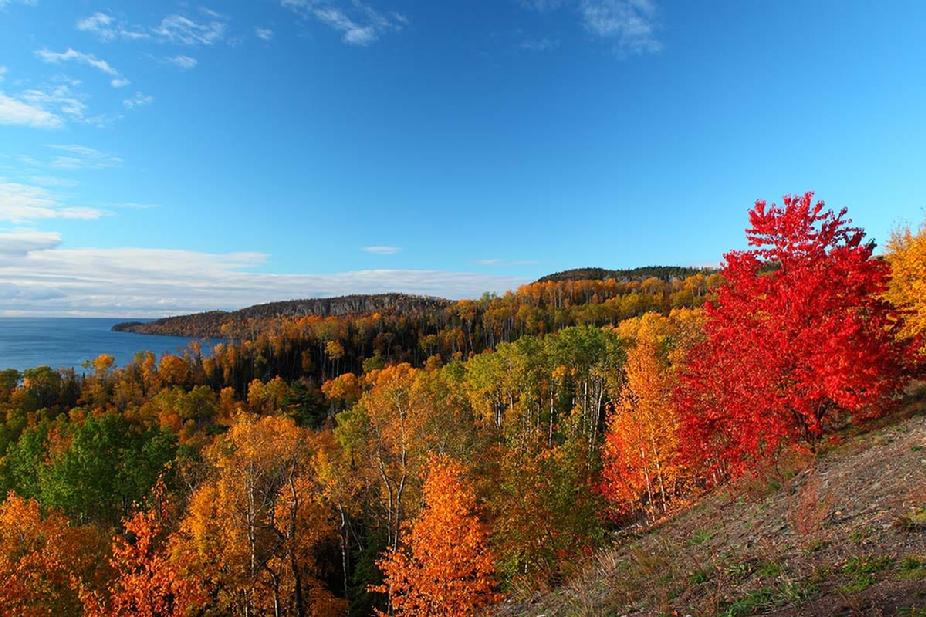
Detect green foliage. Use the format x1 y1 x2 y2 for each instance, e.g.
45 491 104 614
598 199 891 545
0 368 20 403
687 528 713 546
898 556 926 580
722 587 775 616
38 413 177 524
0 421 49 498
839 555 895 593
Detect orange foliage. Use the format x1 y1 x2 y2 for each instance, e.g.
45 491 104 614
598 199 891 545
0 492 105 617
602 310 700 519
373 455 499 616
172 414 344 616
83 485 203 617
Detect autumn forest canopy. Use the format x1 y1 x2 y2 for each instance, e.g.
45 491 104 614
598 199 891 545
4 192 926 616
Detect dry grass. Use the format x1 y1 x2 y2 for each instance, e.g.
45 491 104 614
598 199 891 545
497 391 926 616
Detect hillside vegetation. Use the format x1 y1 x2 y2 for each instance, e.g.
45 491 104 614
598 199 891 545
537 266 715 283
114 272 716 339
499 391 926 616
2 192 926 616
113 293 454 338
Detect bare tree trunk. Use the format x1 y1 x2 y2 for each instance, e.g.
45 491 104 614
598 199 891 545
288 469 306 617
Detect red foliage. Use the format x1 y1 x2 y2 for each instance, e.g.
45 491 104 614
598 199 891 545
83 484 203 617
678 192 912 477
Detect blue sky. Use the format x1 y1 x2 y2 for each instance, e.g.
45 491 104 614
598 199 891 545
1 0 925 315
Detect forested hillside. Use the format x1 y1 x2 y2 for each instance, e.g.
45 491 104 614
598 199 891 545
2 193 926 616
537 265 715 282
113 294 455 338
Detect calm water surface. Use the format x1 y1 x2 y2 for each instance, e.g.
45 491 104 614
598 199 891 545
0 318 221 372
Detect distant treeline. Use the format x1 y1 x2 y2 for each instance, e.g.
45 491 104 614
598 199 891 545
537 265 716 283
116 268 719 340
114 293 453 337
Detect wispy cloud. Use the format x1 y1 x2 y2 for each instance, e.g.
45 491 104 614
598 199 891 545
0 92 62 128
76 12 149 41
0 181 104 222
0 66 6 81
255 27 274 41
26 176 78 188
0 230 61 255
579 0 661 54
20 84 87 122
521 0 661 55
35 48 129 88
281 0 407 46
166 55 198 70
0 244 527 316
47 145 123 170
0 0 37 8
362 245 401 255
76 10 226 46
153 13 227 45
123 92 154 110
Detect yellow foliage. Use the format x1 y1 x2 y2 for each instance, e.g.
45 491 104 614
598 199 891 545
885 223 926 347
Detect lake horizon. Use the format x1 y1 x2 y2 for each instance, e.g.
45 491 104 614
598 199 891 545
0 317 223 372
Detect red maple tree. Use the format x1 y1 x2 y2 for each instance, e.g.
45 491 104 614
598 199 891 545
678 192 912 476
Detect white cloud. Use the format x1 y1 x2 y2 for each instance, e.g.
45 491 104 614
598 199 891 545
154 14 226 45
122 92 154 109
0 66 6 81
76 12 149 41
580 0 661 54
0 230 61 255
0 244 527 316
0 92 62 128
0 0 36 8
21 85 87 121
76 9 226 46
255 27 274 41
167 55 198 70
0 181 104 222
520 0 661 55
35 48 130 88
281 0 406 46
362 245 401 255
47 145 123 170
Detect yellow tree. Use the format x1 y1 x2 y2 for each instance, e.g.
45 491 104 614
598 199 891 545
172 414 343 616
884 222 926 348
336 364 428 550
373 456 499 616
602 310 702 519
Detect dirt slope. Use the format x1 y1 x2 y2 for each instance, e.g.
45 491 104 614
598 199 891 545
498 399 926 617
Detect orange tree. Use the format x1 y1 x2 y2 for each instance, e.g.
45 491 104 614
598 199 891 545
601 310 702 519
884 220 926 351
82 483 203 617
373 455 499 616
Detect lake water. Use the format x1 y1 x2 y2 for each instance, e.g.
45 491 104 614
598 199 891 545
0 318 221 372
